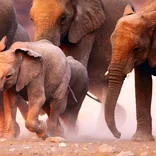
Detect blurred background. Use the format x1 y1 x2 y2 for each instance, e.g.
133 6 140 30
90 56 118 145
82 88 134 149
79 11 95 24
13 0 156 140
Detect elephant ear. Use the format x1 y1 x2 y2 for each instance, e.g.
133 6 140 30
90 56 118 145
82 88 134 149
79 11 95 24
148 29 156 67
68 0 105 43
0 36 7 52
123 5 135 16
143 11 156 67
15 48 42 92
142 11 156 29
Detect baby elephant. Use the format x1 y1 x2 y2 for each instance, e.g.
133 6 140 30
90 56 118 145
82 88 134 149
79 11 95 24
0 39 88 140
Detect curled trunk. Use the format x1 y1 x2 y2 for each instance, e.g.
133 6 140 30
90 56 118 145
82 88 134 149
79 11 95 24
105 64 126 138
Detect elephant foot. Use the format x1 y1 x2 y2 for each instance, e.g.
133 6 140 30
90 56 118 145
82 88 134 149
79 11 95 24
132 131 154 141
39 134 49 140
3 122 20 139
26 120 47 138
53 126 65 138
45 136 66 143
59 116 79 139
47 119 65 138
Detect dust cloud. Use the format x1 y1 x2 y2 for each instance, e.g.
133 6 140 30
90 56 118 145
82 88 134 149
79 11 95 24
16 71 156 141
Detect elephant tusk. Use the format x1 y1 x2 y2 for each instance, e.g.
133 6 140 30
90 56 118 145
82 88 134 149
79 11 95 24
104 71 109 76
126 72 131 78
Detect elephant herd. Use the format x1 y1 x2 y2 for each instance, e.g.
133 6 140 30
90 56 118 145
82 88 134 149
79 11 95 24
0 0 156 142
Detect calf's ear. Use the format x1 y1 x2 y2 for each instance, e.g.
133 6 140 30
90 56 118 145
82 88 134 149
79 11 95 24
15 48 42 92
123 5 135 16
0 36 7 52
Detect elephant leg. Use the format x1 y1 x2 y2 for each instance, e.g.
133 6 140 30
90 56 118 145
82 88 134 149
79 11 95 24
24 80 47 139
42 103 64 138
0 93 4 138
42 99 66 139
3 90 20 139
25 98 47 139
60 92 86 139
0 109 4 138
16 95 28 120
47 93 68 138
132 65 154 141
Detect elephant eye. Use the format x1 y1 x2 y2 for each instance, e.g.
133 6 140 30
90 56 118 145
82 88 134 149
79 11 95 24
6 74 12 79
133 47 140 52
60 15 67 25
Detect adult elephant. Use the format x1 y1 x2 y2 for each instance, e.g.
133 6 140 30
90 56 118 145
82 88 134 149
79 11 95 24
104 0 156 141
0 0 29 47
30 0 129 133
0 0 29 139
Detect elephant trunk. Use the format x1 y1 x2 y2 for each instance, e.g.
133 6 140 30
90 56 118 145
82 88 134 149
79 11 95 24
105 64 126 138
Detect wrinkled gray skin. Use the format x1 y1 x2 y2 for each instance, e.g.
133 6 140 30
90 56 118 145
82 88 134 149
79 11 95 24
105 0 156 141
30 0 129 133
0 0 29 139
0 40 88 140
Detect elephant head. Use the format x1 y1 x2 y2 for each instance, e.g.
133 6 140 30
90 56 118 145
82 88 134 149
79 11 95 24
30 0 105 46
0 43 41 92
105 5 156 138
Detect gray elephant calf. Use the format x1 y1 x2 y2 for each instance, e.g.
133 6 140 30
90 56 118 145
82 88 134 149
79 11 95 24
0 39 88 140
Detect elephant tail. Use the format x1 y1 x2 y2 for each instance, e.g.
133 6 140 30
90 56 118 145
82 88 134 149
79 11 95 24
68 88 101 103
68 86 78 103
86 92 101 103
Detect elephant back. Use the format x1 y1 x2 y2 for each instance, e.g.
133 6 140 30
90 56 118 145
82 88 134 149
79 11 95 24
13 24 30 43
0 0 18 48
101 0 130 25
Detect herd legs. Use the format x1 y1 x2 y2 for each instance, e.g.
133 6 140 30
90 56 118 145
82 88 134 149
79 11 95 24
2 65 155 142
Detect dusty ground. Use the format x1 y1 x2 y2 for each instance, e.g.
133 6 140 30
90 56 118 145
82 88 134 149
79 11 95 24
1 137 156 156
